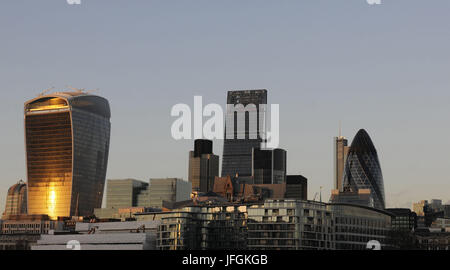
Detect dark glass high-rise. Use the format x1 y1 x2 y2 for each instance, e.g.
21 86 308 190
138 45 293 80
189 139 219 193
221 89 267 178
252 148 287 184
24 92 111 219
286 175 308 200
342 129 385 209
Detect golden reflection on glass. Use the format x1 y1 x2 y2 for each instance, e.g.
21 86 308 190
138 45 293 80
26 111 73 219
26 94 110 218
29 104 69 112
27 97 69 112
48 184 57 219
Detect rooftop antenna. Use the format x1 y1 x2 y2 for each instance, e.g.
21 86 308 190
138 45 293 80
339 121 342 138
38 86 55 97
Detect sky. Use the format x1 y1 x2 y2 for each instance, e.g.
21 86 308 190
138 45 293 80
1 0 450 212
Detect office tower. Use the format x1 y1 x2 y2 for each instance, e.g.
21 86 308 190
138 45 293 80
188 139 219 193
429 199 443 212
444 205 450 219
24 92 111 219
285 175 308 200
106 179 150 209
136 186 151 207
334 135 349 191
2 180 27 219
148 178 192 208
342 129 385 209
386 208 417 231
222 89 267 178
413 200 428 216
252 148 287 184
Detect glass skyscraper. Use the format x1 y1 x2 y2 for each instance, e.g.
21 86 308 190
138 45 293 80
252 148 287 184
188 139 219 193
221 90 267 178
342 129 385 209
24 92 111 219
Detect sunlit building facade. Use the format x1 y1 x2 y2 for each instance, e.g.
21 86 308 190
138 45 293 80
2 180 27 219
413 200 428 216
342 129 385 209
334 135 349 191
24 92 111 219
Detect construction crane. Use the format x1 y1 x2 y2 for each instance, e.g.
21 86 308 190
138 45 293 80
66 86 85 93
85 88 99 94
313 186 323 202
65 86 99 94
38 86 55 97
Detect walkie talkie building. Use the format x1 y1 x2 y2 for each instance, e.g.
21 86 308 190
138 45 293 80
24 92 111 219
342 129 386 209
221 90 267 178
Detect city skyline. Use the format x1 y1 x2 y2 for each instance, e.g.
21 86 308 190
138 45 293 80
2 1 450 213
1 88 449 213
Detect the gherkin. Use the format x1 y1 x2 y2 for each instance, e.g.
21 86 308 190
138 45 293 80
342 129 385 209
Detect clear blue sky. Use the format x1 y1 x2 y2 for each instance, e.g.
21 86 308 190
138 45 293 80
1 0 450 212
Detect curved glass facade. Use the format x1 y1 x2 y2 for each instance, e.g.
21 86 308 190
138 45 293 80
25 92 111 219
2 180 27 218
342 129 385 209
